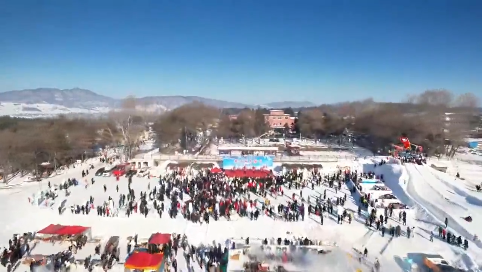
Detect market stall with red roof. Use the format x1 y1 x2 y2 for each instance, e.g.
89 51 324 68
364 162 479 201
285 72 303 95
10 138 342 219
37 224 64 235
36 224 91 238
55 225 90 236
148 233 171 245
124 251 165 271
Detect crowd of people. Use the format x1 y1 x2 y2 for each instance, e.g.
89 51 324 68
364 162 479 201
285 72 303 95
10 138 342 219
435 225 470 250
20 149 479 272
1 233 32 272
36 156 395 272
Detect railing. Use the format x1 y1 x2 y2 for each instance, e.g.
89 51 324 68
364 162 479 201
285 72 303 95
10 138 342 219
153 154 355 162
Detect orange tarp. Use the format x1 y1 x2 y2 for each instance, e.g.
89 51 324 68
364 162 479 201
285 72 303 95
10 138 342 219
124 251 164 270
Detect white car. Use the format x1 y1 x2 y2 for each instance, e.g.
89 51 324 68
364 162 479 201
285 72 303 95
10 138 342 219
102 171 112 177
137 168 150 177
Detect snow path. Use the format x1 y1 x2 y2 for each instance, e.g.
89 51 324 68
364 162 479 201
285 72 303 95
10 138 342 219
359 159 482 270
406 164 482 249
426 166 482 206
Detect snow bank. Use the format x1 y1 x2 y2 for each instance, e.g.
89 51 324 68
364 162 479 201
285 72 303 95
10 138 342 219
366 162 482 270
407 165 482 246
370 163 413 207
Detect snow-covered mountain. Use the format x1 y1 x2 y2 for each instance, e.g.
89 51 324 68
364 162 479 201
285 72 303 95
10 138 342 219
0 88 318 117
0 88 116 109
0 102 111 118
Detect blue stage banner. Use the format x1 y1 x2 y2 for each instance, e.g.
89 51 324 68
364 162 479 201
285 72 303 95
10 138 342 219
222 156 273 169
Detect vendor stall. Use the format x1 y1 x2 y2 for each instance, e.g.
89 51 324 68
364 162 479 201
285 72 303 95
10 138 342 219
124 251 165 272
36 224 92 240
148 233 171 245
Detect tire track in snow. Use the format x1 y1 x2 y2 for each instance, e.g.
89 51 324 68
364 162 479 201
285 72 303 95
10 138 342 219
379 237 394 255
405 164 482 249
412 165 468 211
425 168 482 208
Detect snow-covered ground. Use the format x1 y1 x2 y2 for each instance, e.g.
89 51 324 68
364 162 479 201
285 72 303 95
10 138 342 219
0 102 111 118
356 158 482 271
429 155 482 189
2 152 482 271
0 101 172 118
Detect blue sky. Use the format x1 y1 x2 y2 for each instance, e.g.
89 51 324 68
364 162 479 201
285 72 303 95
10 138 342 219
1 0 481 104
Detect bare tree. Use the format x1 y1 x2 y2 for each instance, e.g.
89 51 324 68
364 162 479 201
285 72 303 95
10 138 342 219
453 92 480 109
153 102 220 152
0 116 128 181
414 89 454 107
105 96 146 160
121 95 137 110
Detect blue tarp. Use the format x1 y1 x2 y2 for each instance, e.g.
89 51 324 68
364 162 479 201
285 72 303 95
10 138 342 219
468 141 478 149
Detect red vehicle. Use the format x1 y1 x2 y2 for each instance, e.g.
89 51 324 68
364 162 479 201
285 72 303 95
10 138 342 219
112 163 131 177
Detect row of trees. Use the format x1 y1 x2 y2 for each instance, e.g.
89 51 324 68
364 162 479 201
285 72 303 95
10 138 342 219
352 90 480 156
0 99 147 179
152 89 480 156
0 117 107 174
0 89 477 178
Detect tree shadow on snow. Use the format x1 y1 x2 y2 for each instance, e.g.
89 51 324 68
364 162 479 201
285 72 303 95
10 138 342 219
344 180 367 211
414 217 439 227
415 232 431 242
449 247 480 271
393 255 411 272
430 171 482 207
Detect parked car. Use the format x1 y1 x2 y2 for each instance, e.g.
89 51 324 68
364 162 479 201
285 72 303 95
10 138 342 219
95 167 105 176
137 167 150 177
378 194 397 200
388 202 409 209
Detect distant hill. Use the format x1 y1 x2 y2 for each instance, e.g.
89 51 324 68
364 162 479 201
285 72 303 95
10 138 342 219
264 101 316 108
0 88 320 116
136 96 250 111
0 88 116 109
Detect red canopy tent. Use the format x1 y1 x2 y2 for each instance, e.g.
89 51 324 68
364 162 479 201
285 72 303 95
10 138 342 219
37 224 64 235
148 233 171 245
210 167 222 174
55 226 90 236
124 251 164 270
37 224 90 236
